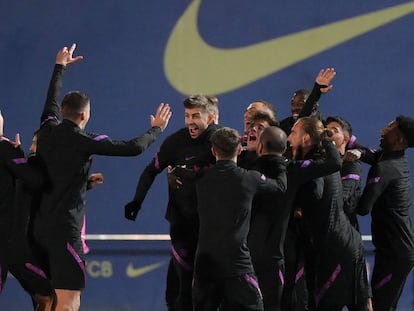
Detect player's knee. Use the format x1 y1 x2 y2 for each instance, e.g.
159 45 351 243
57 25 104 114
55 289 81 311
33 293 56 311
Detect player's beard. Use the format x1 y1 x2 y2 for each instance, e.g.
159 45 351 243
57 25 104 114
293 145 305 160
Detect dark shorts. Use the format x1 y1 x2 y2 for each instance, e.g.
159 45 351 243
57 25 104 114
193 273 264 311
35 235 86 290
0 252 54 297
8 262 55 296
1 238 54 297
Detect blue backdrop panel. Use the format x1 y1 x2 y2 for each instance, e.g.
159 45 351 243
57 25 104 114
1 0 414 309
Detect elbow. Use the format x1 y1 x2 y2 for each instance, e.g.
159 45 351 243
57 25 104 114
130 146 147 156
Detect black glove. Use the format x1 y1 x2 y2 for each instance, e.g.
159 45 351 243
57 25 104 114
167 165 195 190
171 166 197 180
124 200 141 221
167 170 181 189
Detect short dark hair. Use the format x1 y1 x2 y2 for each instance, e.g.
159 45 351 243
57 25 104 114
183 94 216 115
251 100 277 121
210 127 241 158
396 115 414 148
61 91 90 119
325 115 353 137
292 89 319 112
206 95 219 119
292 89 311 100
259 126 286 154
250 111 279 127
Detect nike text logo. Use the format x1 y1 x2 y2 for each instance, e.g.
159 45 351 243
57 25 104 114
164 0 414 95
126 261 165 278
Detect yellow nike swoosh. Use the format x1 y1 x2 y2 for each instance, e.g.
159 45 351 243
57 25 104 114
126 261 165 278
164 0 414 95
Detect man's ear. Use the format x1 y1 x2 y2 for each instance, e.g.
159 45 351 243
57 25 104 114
237 145 243 156
80 112 86 121
207 113 215 125
302 133 311 146
256 142 264 156
343 135 350 145
397 133 407 148
211 146 217 157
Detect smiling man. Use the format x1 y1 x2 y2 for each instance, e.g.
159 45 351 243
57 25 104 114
243 101 276 137
286 117 370 311
238 111 278 170
124 94 219 311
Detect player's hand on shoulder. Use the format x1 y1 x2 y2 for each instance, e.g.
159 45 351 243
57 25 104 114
343 149 362 162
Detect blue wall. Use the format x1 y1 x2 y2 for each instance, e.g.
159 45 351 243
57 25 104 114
1 1 414 309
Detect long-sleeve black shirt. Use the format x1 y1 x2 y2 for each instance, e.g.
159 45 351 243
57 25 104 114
248 155 289 264
0 142 43 243
293 148 361 253
131 123 218 225
358 149 414 260
35 65 162 239
195 160 287 278
279 82 323 136
249 141 342 264
292 147 365 306
341 160 362 230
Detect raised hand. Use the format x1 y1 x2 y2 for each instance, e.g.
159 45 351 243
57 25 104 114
56 43 83 67
315 68 336 93
150 103 172 131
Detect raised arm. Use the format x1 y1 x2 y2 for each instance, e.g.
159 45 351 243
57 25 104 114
79 103 172 157
299 68 337 118
288 140 342 184
343 145 379 166
40 44 83 126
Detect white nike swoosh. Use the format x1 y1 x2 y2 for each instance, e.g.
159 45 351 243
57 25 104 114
126 261 165 278
164 0 414 95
